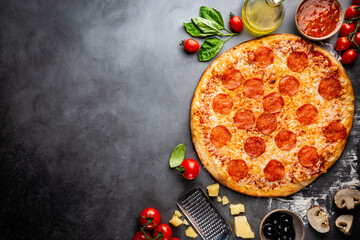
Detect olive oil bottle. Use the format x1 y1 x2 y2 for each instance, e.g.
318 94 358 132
242 0 285 36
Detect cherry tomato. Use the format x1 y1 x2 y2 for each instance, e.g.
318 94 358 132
339 23 356 37
345 5 360 20
229 15 244 32
153 223 173 240
179 159 200 180
353 0 360 5
350 32 360 48
183 39 200 53
335 37 351 51
342 49 358 64
133 230 151 240
139 207 161 230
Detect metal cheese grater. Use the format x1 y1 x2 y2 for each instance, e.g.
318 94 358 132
176 186 232 240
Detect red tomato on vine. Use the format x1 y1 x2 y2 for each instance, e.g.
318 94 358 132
139 207 161 230
342 49 358 64
340 23 356 37
335 37 351 51
345 5 360 20
153 223 173 240
132 230 151 240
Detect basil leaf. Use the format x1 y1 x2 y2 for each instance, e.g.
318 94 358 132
191 17 221 35
169 144 186 168
198 37 224 62
184 22 214 37
199 6 224 29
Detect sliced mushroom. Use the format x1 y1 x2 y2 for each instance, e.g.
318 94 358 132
335 215 353 236
334 188 360 210
306 205 330 233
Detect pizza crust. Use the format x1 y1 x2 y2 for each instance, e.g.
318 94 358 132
191 34 354 197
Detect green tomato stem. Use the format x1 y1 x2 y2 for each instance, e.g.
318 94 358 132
218 32 232 36
140 227 154 240
224 28 232 34
223 35 233 42
349 20 360 52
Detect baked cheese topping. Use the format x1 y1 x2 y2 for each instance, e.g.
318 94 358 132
191 35 354 194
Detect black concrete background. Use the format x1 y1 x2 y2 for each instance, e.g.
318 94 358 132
0 0 359 239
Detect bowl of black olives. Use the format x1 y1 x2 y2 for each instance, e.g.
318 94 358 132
260 209 305 240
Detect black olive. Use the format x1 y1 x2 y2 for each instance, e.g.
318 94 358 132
288 227 296 239
270 213 281 225
280 234 289 240
279 214 293 226
262 223 274 238
282 225 291 236
273 222 283 234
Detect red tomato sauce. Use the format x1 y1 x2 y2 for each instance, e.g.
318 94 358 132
297 0 340 38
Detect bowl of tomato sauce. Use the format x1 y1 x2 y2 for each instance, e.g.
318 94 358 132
295 0 344 41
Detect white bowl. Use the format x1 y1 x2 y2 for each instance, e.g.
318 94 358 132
295 0 344 41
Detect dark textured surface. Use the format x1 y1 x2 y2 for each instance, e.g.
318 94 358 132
0 0 359 239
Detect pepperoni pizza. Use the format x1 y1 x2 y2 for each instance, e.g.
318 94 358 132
191 34 354 197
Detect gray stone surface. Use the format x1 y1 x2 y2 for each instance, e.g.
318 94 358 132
0 0 359 239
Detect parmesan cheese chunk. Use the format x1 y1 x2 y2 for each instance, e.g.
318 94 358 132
174 210 182 218
217 196 222 202
185 226 198 238
207 183 220 197
222 196 229 205
234 216 255 238
230 203 245 215
169 215 182 227
183 218 189 225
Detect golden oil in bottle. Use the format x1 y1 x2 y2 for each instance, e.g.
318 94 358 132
242 0 285 36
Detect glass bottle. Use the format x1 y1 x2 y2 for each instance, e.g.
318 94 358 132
242 0 285 36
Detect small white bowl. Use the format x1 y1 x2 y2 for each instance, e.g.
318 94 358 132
259 209 305 240
295 0 344 41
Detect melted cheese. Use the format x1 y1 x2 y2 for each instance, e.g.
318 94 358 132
192 35 354 193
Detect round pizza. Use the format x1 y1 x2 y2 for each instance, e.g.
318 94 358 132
190 34 354 197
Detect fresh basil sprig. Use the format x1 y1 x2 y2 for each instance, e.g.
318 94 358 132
184 22 213 37
182 6 239 61
169 143 186 168
199 37 224 62
192 17 222 35
199 6 225 30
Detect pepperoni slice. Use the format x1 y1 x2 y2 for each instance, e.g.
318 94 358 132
275 130 297 151
234 110 255 130
244 136 266 158
254 46 274 68
264 160 285 181
296 104 318 125
221 68 242 90
298 146 319 168
323 122 347 142
263 92 284 113
212 94 233 115
279 75 300 96
318 77 342 100
243 78 265 99
287 51 309 72
210 125 232 148
227 159 249 181
256 113 277 135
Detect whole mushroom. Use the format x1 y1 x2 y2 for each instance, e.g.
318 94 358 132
335 215 353 236
334 188 360 210
306 205 330 233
